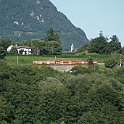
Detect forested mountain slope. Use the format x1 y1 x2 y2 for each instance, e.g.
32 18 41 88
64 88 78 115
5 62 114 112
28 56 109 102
0 0 88 50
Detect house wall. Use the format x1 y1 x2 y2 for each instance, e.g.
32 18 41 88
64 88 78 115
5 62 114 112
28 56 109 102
17 48 31 55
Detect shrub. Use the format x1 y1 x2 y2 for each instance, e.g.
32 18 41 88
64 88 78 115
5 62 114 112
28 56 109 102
87 56 93 65
105 59 117 68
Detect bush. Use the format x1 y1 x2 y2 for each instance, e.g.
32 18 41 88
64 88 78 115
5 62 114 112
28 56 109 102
105 59 117 68
70 65 99 75
0 47 6 59
87 56 93 65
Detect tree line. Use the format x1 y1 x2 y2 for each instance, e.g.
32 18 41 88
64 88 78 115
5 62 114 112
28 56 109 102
0 30 124 60
78 32 124 54
21 28 62 55
0 28 62 58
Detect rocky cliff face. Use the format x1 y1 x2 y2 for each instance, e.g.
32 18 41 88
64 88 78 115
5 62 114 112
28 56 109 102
0 0 88 50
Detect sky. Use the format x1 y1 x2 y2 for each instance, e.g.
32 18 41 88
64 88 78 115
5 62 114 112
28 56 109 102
50 0 124 46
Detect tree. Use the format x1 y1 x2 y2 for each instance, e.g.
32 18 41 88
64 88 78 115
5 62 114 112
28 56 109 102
30 39 62 55
122 47 124 55
17 28 62 55
111 52 123 66
0 95 7 123
0 47 6 59
78 33 122 55
47 41 62 54
30 39 46 55
80 32 108 54
78 112 97 124
0 38 11 50
109 35 121 53
0 38 11 59
45 28 61 43
105 59 117 68
89 34 108 54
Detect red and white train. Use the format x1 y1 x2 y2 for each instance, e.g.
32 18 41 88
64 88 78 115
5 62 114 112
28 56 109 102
33 60 97 65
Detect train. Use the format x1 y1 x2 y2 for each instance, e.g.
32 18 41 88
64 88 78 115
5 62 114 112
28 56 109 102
33 60 97 65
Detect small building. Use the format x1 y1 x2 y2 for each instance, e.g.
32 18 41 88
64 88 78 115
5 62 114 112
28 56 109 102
15 46 31 55
71 44 74 52
7 45 14 52
7 45 31 55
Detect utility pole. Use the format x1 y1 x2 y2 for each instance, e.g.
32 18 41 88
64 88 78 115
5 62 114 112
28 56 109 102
55 56 56 61
17 56 19 65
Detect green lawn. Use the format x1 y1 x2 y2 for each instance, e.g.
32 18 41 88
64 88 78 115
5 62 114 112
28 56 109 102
5 55 55 65
4 54 124 65
5 55 83 65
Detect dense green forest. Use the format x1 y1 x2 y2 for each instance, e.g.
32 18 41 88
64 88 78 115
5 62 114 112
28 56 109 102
0 59 124 124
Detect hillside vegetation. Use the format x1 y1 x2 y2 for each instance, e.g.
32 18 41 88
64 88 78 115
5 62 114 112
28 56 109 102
0 60 124 124
1 37 124 123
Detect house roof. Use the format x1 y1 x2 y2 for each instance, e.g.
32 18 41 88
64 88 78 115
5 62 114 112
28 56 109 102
15 46 31 49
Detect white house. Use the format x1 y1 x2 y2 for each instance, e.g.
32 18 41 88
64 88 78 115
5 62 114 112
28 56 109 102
15 46 31 55
7 45 14 52
7 45 32 55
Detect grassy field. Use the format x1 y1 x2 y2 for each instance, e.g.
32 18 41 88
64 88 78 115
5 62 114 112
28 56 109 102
5 55 82 65
5 55 53 65
5 53 123 65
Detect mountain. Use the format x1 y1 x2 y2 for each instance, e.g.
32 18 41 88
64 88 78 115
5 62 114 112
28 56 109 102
0 0 88 50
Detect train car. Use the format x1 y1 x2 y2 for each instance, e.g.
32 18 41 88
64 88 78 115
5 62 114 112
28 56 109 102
33 60 97 65
55 60 83 65
33 60 55 65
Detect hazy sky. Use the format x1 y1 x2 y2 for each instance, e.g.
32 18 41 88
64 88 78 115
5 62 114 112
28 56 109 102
50 0 124 46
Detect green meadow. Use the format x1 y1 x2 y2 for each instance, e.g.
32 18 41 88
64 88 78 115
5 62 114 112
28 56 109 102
5 53 124 65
